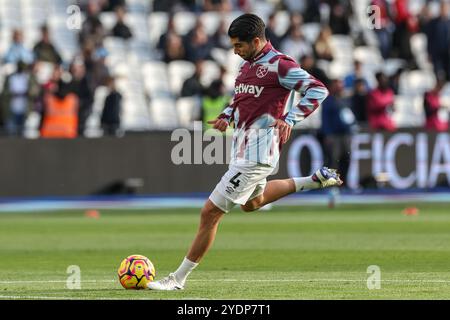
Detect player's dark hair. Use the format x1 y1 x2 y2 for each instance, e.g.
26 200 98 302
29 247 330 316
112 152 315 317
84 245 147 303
228 13 266 42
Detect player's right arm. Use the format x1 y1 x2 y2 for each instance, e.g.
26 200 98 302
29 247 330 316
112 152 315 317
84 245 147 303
207 96 236 132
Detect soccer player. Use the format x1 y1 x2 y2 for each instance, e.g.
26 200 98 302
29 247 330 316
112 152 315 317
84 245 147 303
148 13 342 291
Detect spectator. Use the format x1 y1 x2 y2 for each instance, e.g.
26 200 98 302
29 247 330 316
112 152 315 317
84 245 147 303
101 0 126 11
111 6 133 40
391 0 418 69
351 78 369 125
303 0 321 23
40 78 79 138
33 25 63 65
265 13 282 50
163 32 186 63
320 79 356 187
280 27 312 62
183 18 214 62
366 72 396 132
0 61 35 136
283 0 306 14
101 76 122 136
181 60 205 97
281 12 303 41
3 29 34 65
203 0 232 12
180 0 203 12
423 73 449 132
212 19 232 50
370 0 394 60
300 55 330 87
153 0 180 12
79 0 106 47
201 79 229 130
424 1 450 81
313 25 334 61
388 67 404 95
91 47 111 91
343 60 370 94
158 15 176 51
68 60 94 136
328 0 352 35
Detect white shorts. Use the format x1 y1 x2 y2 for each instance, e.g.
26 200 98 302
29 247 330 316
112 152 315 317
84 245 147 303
209 163 275 213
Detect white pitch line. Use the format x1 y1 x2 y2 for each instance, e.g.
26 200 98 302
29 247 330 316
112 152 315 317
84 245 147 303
0 295 209 300
0 280 115 284
1 279 450 284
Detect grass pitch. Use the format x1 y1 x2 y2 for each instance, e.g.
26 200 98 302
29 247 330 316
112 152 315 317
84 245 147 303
0 203 450 300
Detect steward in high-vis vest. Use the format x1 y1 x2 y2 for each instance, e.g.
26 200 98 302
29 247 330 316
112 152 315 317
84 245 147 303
201 79 230 130
41 80 79 138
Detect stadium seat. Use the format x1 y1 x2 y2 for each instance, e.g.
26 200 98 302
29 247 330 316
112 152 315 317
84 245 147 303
122 95 152 131
440 83 450 110
23 111 41 139
34 61 54 85
274 11 290 37
22 26 41 49
127 12 151 44
126 0 150 13
149 97 179 130
399 70 436 96
383 58 407 77
226 48 242 77
200 11 222 36
302 23 321 44
147 12 169 48
328 60 353 79
200 60 221 87
330 35 354 61
410 33 432 70
393 95 425 127
408 0 426 15
99 12 117 31
176 96 202 129
173 11 197 36
167 60 196 96
252 0 275 22
0 0 21 28
353 46 383 71
21 0 48 27
84 86 109 137
104 37 127 58
210 48 228 66
142 61 171 98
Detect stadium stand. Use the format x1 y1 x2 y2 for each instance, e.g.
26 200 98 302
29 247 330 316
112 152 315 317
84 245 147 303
0 0 449 137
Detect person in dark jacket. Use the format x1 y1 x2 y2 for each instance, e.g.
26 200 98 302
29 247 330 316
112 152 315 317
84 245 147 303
424 1 450 80
33 25 63 65
101 76 122 136
111 6 133 40
321 79 357 186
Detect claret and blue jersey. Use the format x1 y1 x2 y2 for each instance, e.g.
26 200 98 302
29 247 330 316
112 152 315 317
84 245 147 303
219 41 329 167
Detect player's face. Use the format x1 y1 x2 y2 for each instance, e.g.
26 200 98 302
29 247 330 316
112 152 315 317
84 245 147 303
230 37 258 61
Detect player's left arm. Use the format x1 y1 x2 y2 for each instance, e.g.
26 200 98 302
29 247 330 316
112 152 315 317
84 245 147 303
277 56 329 128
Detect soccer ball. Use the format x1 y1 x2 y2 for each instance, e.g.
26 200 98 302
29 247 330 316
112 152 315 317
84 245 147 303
118 254 155 289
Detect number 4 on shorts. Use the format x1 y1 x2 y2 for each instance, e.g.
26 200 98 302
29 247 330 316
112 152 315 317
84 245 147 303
229 172 242 188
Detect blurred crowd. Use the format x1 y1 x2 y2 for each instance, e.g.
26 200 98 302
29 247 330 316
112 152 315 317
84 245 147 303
0 0 449 144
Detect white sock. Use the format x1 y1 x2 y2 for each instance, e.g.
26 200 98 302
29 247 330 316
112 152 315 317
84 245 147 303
173 257 198 285
293 176 320 192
